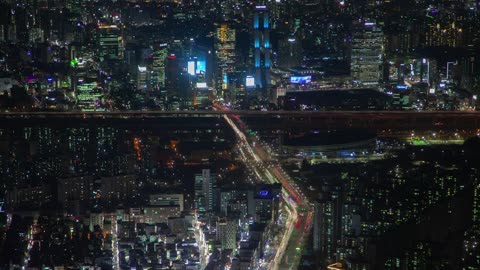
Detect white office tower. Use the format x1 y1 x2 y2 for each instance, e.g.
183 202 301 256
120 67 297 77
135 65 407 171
350 20 384 87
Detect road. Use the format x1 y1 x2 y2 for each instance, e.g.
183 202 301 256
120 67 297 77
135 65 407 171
3 109 479 130
0 110 480 117
218 104 313 270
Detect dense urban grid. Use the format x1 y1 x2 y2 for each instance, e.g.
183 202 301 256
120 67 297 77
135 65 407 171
0 0 480 270
0 0 479 110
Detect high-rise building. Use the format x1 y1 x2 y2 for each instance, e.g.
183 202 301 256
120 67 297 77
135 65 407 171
0 25 5 42
473 172 480 229
401 242 431 270
216 217 238 250
462 231 480 269
137 65 148 91
66 0 85 17
254 184 281 222
87 213 104 231
101 175 137 207
253 5 271 91
215 24 236 99
350 20 384 86
219 188 252 223
313 191 342 263
466 0 478 10
151 44 168 92
165 53 180 103
220 189 236 216
98 25 123 62
425 24 455 48
76 80 104 112
57 176 94 206
277 36 303 69
6 185 52 209
194 169 216 213
7 15 17 43
461 171 480 269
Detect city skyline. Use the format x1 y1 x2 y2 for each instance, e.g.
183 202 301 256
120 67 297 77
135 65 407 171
1 1 480 270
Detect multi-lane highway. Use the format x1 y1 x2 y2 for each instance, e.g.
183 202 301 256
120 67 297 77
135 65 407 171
218 104 313 270
1 110 480 117
2 110 479 130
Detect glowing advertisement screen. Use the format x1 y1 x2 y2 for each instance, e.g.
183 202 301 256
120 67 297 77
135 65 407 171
246 76 255 88
187 61 195 75
196 61 206 74
196 82 207 89
290 76 312 84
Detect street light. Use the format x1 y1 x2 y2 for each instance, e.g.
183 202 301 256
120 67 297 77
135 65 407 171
446 61 458 81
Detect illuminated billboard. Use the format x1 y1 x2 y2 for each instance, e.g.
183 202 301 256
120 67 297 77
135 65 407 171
222 74 228 90
196 61 206 74
259 190 269 197
246 76 255 88
196 82 208 89
138 66 147 72
187 61 195 75
290 76 312 84
396 84 408 90
187 59 206 75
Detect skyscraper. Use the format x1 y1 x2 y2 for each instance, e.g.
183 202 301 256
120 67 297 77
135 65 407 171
76 80 104 112
215 24 236 99
461 171 480 269
254 184 281 222
277 36 303 69
350 20 384 87
216 217 238 250
98 25 123 62
137 65 148 91
151 44 168 92
253 5 271 91
194 169 216 213
313 191 342 263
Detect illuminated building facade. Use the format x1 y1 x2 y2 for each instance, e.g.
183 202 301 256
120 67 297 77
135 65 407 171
194 169 216 213
137 65 148 91
100 175 137 207
216 217 238 250
425 22 463 48
57 176 94 205
76 80 104 111
461 171 480 269
350 20 384 86
152 44 168 91
215 24 236 98
165 54 179 100
98 25 123 62
313 189 342 263
254 184 281 223
253 5 271 90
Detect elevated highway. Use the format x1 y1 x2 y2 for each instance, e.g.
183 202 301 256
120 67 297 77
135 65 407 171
0 110 479 130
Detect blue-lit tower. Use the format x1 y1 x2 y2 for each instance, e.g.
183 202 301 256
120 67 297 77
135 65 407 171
253 5 271 91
